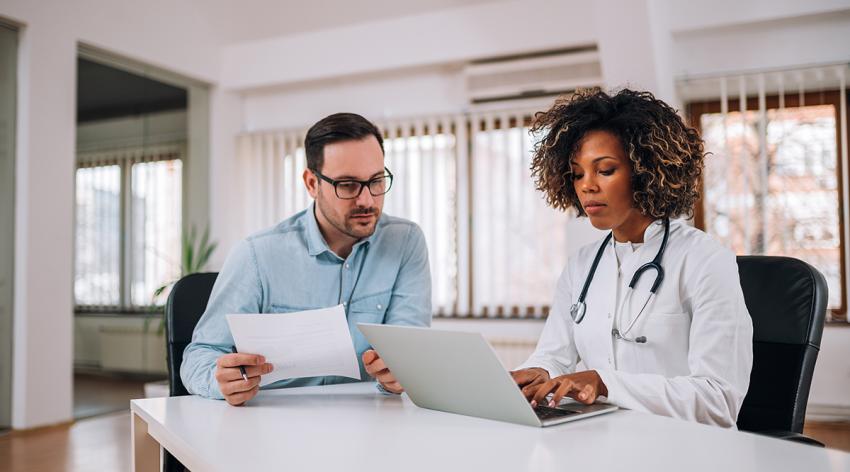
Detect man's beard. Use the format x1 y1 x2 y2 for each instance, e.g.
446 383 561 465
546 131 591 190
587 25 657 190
317 191 380 240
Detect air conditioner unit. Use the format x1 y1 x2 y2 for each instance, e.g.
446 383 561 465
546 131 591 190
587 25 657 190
463 46 602 104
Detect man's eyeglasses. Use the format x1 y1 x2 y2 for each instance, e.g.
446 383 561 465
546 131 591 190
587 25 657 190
313 167 394 200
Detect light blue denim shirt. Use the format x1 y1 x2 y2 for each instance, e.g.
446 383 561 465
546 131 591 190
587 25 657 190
181 204 432 399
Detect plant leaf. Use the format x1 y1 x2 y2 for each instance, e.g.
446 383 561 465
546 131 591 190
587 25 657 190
196 241 216 273
184 227 195 276
197 226 210 270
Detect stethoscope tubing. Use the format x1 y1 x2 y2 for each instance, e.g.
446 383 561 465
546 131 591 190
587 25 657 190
569 219 670 341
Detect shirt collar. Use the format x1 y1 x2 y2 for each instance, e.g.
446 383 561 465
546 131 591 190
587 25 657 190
643 219 667 242
607 219 667 248
304 202 379 257
305 203 331 257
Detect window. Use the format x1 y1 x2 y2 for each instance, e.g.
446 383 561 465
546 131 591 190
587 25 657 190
471 115 569 318
685 69 849 319
75 145 183 311
75 164 121 306
130 159 183 307
383 121 458 315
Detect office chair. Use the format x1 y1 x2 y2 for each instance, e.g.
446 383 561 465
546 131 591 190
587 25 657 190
736 256 827 446
164 271 219 471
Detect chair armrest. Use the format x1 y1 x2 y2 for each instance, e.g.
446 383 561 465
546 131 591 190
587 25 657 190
754 430 825 447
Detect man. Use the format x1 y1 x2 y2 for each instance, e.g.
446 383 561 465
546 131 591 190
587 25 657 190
181 113 431 405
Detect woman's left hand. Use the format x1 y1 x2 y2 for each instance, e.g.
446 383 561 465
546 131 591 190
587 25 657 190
525 370 608 407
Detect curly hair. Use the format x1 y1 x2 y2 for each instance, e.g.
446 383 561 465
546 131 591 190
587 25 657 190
529 88 705 219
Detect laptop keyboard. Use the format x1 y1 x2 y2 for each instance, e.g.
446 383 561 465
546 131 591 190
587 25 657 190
533 405 580 420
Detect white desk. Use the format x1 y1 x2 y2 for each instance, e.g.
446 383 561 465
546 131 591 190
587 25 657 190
131 382 850 472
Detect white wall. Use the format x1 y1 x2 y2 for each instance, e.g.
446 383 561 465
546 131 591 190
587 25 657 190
243 66 465 132
672 9 850 78
665 0 850 34
1 0 220 429
220 0 596 91
208 89 244 269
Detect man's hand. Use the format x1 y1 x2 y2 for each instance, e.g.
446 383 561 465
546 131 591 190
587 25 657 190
510 367 551 399
215 352 274 406
362 349 403 394
524 370 608 407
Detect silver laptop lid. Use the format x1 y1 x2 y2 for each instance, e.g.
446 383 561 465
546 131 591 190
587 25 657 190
358 323 542 426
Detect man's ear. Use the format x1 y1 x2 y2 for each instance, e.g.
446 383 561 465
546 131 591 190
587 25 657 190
303 169 318 198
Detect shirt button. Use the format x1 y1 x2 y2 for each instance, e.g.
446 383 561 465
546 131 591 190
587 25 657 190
607 313 611 319
608 357 612 364
376 304 382 310
345 263 350 269
343 302 347 306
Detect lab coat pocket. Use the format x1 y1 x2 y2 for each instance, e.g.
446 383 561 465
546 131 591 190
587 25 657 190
640 312 691 375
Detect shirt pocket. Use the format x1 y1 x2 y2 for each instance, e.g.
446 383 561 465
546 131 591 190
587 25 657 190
267 303 316 314
348 290 392 354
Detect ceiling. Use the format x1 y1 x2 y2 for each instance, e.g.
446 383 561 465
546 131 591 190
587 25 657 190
193 0 503 44
77 58 187 123
75 1 505 121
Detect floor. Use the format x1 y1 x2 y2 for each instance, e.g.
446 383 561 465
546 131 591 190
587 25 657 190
0 372 157 471
0 411 129 472
805 421 850 451
73 372 155 419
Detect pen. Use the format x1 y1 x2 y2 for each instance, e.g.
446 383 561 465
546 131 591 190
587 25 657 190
231 346 249 382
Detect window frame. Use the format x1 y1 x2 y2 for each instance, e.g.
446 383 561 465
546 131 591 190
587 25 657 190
74 150 184 314
686 89 849 320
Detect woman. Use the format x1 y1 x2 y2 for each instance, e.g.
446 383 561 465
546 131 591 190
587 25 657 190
512 89 753 428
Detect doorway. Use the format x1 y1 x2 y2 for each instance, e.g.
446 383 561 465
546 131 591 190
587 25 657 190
73 46 209 419
0 21 18 431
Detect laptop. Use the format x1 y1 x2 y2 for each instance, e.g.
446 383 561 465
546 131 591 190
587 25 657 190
358 323 618 427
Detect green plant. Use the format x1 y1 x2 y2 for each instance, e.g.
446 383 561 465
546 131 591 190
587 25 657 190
145 224 217 334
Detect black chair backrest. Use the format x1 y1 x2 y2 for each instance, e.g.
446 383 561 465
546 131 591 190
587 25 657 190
736 256 827 433
165 272 218 397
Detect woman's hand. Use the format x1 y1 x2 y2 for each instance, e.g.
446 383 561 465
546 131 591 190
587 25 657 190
524 370 608 407
510 367 551 398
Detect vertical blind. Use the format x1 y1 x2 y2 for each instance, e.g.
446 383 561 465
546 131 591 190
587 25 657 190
680 64 849 317
470 113 569 318
75 143 183 310
236 109 572 318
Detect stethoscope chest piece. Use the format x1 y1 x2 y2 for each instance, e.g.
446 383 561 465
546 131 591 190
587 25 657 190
570 301 587 323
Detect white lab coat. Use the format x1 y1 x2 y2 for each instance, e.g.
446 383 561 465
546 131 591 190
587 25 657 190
518 219 754 428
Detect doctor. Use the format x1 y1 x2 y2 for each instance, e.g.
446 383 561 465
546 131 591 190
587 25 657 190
512 89 753 428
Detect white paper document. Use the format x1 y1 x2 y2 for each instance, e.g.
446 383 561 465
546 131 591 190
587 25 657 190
226 304 361 386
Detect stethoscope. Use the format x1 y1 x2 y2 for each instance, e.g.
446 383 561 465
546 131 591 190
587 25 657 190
569 218 670 344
